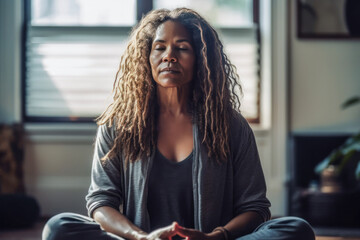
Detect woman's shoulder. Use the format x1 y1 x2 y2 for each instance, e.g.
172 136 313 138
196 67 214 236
228 110 255 147
229 110 252 134
97 122 117 143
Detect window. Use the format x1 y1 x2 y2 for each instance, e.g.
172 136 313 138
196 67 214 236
25 0 260 123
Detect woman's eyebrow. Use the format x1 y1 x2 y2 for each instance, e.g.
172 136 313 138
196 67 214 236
153 39 165 43
176 39 191 43
153 39 191 43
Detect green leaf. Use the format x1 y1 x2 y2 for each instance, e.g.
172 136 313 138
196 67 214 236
356 161 360 180
342 96 360 109
328 149 343 165
338 149 356 173
315 156 331 174
314 132 360 175
341 142 360 155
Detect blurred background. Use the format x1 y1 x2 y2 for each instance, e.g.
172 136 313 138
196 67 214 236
0 0 359 237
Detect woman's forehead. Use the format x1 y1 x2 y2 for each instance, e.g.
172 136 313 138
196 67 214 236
153 21 192 42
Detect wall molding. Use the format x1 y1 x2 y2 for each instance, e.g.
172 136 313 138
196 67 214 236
25 123 97 143
258 0 289 215
26 176 91 190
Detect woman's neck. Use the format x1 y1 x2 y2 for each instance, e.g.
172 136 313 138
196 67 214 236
156 84 191 117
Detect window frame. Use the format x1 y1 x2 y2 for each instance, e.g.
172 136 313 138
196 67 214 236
22 0 260 123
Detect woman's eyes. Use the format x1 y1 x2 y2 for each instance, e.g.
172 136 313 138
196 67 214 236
154 46 189 51
154 45 166 50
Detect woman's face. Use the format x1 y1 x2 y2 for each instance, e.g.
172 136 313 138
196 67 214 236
149 21 196 88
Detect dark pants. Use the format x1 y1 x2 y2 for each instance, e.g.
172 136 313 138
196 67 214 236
42 213 315 240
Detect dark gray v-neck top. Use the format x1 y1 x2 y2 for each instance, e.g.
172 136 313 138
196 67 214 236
147 149 194 231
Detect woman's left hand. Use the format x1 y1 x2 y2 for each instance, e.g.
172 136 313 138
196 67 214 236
175 225 223 240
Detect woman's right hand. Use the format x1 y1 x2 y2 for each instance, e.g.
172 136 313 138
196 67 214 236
134 222 180 240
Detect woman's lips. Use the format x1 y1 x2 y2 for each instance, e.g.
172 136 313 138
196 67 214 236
160 67 179 72
160 70 180 74
160 68 180 74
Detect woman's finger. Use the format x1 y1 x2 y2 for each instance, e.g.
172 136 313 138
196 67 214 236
174 226 193 238
158 222 179 238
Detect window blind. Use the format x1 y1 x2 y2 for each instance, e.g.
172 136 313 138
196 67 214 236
25 26 259 121
220 27 259 121
26 27 129 119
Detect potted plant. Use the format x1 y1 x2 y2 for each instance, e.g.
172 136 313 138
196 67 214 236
314 95 360 192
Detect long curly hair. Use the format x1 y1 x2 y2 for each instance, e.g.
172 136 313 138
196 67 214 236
97 8 242 164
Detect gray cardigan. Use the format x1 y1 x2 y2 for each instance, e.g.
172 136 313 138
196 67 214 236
86 113 271 233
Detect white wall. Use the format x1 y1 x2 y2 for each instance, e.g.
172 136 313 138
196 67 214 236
289 1 360 133
24 130 95 216
0 0 22 123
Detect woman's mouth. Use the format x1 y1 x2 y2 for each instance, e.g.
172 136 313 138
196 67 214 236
160 67 180 74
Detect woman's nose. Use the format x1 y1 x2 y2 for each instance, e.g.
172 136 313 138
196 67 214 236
163 49 177 62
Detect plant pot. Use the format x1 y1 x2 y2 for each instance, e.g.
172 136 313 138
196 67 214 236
320 165 342 193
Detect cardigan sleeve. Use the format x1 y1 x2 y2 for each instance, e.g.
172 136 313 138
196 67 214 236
85 124 123 218
231 113 271 221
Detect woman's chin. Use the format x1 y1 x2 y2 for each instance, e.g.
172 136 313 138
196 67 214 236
156 79 182 88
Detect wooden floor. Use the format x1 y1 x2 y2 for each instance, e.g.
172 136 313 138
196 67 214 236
317 238 360 240
0 220 45 240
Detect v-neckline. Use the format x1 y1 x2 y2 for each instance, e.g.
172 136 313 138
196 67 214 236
156 148 193 164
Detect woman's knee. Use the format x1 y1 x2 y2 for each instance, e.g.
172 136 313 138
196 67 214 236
42 212 79 240
274 216 315 240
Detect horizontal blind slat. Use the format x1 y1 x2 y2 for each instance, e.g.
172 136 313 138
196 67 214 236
212 28 260 120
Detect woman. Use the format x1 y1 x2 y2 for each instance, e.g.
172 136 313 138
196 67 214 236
43 8 315 240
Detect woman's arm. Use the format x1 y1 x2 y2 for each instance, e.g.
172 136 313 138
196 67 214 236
86 124 124 218
94 206 182 240
93 206 147 240
227 115 270 236
86 125 147 239
93 208 263 240
222 211 263 238
230 115 271 223
175 211 263 240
